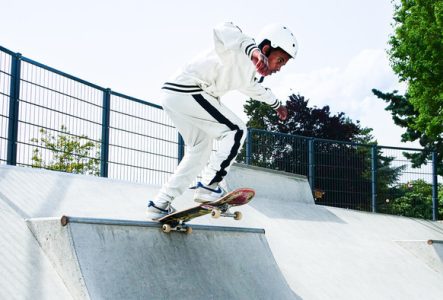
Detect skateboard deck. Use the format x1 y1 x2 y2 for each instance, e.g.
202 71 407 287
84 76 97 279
157 187 255 233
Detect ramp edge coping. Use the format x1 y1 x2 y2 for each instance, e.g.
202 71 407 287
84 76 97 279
232 162 308 180
395 239 443 245
26 216 266 234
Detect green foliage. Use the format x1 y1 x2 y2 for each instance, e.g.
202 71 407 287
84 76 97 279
243 94 404 211
373 0 443 174
372 88 443 175
389 0 443 138
30 125 100 175
244 94 370 141
380 179 442 219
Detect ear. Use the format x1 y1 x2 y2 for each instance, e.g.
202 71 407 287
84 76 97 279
262 45 271 56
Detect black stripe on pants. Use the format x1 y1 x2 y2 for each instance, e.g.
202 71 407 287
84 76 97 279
192 94 244 185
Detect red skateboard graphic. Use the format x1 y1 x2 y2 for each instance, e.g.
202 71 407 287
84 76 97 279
157 188 255 234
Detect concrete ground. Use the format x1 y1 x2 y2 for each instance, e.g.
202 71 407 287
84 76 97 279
0 164 442 299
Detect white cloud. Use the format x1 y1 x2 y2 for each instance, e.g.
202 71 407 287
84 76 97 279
269 49 417 147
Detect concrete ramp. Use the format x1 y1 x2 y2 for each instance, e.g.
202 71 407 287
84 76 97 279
395 240 443 273
2 164 443 299
225 163 314 204
26 217 297 300
0 200 72 299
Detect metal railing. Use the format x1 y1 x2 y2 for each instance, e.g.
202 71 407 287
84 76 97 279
1 46 178 185
244 129 440 220
0 45 440 220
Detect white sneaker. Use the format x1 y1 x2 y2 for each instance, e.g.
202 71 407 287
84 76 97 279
191 182 226 203
146 200 176 220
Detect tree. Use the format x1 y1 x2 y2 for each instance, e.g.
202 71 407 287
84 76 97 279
244 94 367 141
243 94 404 211
381 179 443 219
30 125 100 175
373 0 443 174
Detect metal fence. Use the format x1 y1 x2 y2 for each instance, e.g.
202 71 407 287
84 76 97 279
0 45 440 220
0 46 178 185
244 129 440 220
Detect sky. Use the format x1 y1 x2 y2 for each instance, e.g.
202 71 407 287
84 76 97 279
1 0 418 148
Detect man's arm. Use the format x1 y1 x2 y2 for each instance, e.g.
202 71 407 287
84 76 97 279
239 83 288 121
213 22 258 59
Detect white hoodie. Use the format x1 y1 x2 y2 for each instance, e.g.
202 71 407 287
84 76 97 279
162 22 281 110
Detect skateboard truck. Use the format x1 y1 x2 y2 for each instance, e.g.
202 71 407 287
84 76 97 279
162 222 193 234
204 204 243 220
161 205 242 234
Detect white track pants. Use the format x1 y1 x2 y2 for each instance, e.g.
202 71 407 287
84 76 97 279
156 92 247 202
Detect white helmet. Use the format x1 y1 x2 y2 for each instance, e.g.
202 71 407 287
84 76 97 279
257 24 298 58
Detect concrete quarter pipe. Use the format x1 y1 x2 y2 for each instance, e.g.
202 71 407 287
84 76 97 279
26 217 297 300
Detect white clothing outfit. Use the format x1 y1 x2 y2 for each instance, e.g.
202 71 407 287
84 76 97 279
155 22 281 203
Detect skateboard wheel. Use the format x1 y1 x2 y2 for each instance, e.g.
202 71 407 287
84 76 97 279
234 211 242 221
162 224 172 233
211 209 221 219
185 227 193 234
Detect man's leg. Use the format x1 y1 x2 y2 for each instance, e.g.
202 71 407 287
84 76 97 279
147 92 247 218
162 92 247 189
155 115 213 202
147 92 215 219
155 95 214 202
188 94 247 200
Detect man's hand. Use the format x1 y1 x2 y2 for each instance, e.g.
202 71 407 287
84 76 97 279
251 49 270 76
276 105 288 121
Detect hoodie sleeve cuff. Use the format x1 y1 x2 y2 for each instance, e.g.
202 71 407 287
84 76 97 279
270 99 281 110
244 43 259 59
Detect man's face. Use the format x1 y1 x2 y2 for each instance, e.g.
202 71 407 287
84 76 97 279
267 48 291 75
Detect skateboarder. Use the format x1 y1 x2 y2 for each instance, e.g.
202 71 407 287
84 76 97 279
147 22 298 219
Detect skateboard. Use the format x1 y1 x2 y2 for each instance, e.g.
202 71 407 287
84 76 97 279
156 188 255 234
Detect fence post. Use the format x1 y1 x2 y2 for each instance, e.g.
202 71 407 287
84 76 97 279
6 52 22 166
308 139 315 191
100 88 111 177
177 134 185 163
246 128 252 165
371 145 378 213
432 151 438 221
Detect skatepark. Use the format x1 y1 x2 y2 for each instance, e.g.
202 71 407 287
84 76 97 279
1 163 443 299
